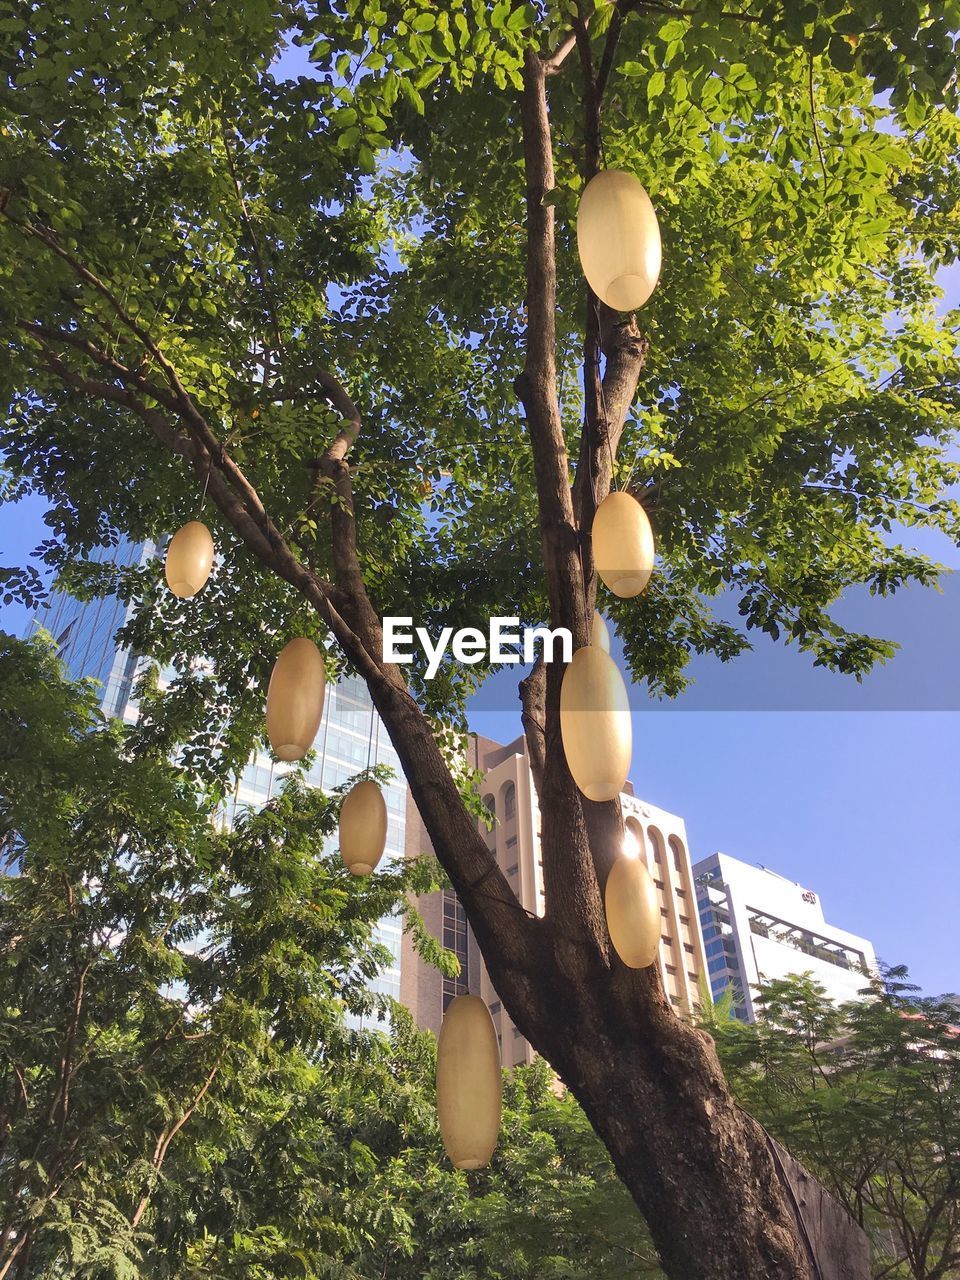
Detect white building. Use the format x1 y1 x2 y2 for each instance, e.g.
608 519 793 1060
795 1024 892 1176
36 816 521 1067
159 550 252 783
694 852 877 1021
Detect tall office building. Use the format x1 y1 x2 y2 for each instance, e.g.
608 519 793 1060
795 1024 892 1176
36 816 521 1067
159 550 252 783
34 542 408 1007
37 537 148 719
694 852 878 1022
400 733 710 1063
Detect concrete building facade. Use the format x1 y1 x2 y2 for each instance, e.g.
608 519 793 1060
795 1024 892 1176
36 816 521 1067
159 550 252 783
693 851 878 1021
400 733 711 1061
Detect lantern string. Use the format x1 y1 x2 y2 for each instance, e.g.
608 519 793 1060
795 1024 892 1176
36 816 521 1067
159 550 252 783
365 703 376 774
198 460 212 515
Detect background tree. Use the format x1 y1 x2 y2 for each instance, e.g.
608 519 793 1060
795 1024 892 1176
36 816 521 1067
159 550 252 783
2 1 959 1275
703 971 960 1280
0 634 663 1280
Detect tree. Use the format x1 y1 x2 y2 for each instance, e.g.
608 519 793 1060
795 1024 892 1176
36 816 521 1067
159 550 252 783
1 2 958 1275
0 634 662 1280
703 970 960 1280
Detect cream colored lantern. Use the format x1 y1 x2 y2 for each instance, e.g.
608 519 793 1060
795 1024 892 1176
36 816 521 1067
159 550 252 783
265 638 326 761
559 644 632 803
576 169 662 312
591 611 610 653
338 779 387 876
436 994 502 1170
605 845 660 970
164 521 215 599
592 491 655 599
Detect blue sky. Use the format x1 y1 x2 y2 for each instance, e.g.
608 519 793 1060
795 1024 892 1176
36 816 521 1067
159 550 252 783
2 38 957 997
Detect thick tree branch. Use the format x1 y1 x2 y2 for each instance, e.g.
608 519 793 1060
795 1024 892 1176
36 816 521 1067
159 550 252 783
518 658 546 800
516 47 610 956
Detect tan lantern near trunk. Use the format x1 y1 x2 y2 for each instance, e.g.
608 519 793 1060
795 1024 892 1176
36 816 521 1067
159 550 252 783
265 638 326 761
164 521 215 599
592 491 655 599
338 779 387 877
559 645 632 802
576 170 662 312
591 611 611 653
436 994 502 1170
605 844 660 970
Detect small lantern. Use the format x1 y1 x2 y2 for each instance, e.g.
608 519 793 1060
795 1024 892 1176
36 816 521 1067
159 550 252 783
592 492 655 599
559 645 632 803
164 521 215 598
591 611 610 653
605 848 660 970
265 638 326 761
576 170 662 312
436 994 502 1170
338 779 387 876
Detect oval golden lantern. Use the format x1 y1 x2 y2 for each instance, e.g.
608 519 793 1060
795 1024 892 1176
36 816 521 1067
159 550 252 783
164 521 215 599
576 170 662 312
436 994 502 1170
265 638 326 762
591 611 610 653
338 779 387 877
605 852 660 969
592 491 655 599
559 645 632 803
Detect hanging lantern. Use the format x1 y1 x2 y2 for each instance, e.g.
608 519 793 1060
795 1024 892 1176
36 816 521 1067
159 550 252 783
164 521 215 599
605 849 660 969
576 170 662 312
265 638 326 762
338 779 387 877
592 492 655 599
591 611 610 653
559 645 631 803
436 994 502 1170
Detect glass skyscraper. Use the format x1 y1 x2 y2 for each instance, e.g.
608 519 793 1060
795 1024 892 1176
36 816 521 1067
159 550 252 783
35 540 407 1010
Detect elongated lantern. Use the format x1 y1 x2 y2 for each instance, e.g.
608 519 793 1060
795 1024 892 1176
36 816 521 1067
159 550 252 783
265 638 326 762
436 994 502 1170
591 611 610 653
592 492 655 599
338 779 387 876
576 170 662 312
559 645 632 803
605 852 660 969
164 521 215 599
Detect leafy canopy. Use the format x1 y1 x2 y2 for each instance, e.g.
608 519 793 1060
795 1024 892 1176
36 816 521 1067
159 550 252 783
1 0 958 748
703 969 960 1280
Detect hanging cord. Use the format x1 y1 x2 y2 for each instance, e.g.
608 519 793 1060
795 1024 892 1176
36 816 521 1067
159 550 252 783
365 700 376 775
197 458 212 515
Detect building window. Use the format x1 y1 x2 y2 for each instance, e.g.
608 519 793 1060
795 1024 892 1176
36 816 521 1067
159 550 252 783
441 889 469 1009
669 837 685 873
489 1001 501 1015
506 834 518 848
503 782 516 820
507 863 518 876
